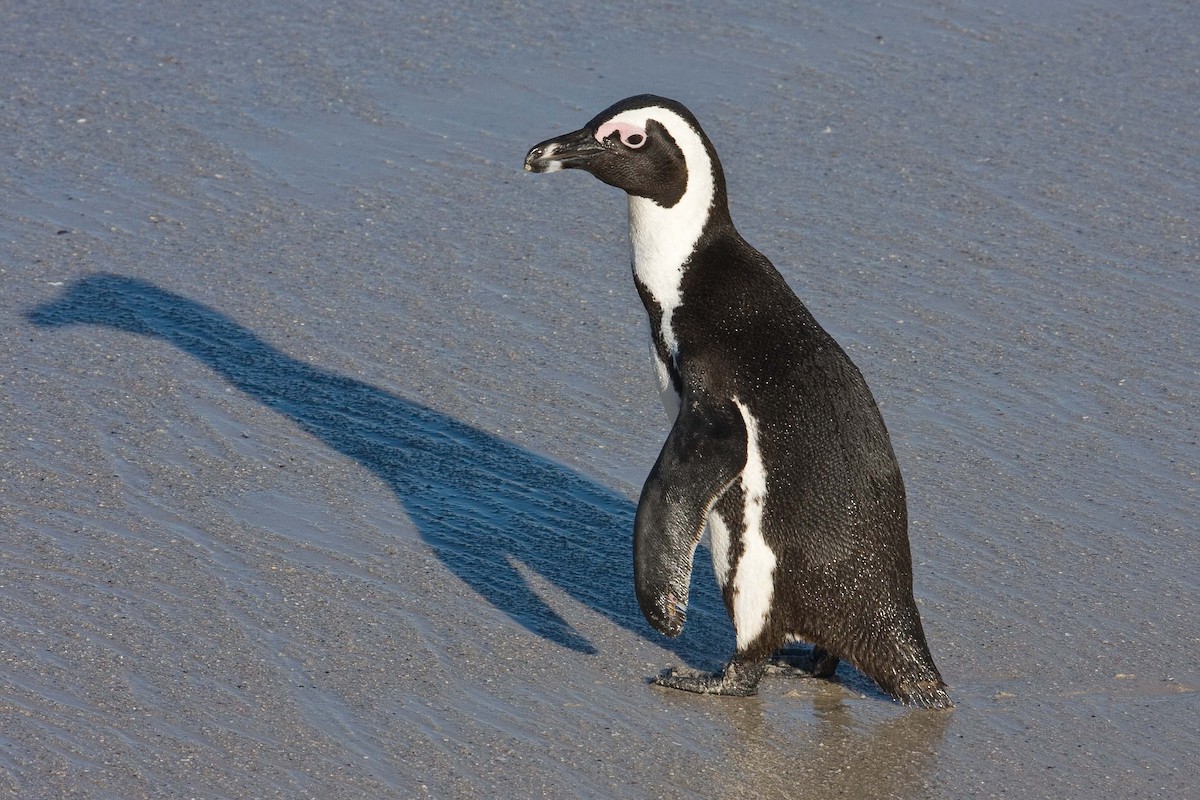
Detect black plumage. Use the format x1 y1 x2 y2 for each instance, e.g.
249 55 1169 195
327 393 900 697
526 96 950 707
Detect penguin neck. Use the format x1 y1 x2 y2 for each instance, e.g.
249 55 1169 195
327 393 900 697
627 156 731 357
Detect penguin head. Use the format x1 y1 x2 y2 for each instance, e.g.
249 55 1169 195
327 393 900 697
525 95 725 211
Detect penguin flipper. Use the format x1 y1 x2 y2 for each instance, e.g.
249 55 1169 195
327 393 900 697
634 395 747 637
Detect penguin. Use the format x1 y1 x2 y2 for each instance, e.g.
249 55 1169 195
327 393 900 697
524 95 951 708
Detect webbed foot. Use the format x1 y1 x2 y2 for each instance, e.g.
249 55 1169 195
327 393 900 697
767 646 840 678
811 647 840 677
653 658 766 697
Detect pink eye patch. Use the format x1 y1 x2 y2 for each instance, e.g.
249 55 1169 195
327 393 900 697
595 120 648 148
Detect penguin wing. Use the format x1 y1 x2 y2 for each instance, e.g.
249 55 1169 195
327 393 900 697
634 394 747 637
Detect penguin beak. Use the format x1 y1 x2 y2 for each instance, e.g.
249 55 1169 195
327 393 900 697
524 128 605 174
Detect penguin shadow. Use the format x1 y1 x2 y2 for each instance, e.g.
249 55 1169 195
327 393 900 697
24 273 730 664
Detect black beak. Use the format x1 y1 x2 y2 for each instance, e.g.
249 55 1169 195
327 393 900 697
524 127 605 173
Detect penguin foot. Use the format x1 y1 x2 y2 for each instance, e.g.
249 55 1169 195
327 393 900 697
767 646 840 679
653 658 766 697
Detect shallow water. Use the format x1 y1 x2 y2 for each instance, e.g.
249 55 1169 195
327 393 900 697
2 1 1196 797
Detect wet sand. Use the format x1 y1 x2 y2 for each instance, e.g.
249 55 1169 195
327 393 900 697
2 1 1196 797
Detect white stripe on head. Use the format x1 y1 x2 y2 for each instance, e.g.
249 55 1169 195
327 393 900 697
602 105 716 358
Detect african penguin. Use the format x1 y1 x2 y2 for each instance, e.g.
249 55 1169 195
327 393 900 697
524 95 951 708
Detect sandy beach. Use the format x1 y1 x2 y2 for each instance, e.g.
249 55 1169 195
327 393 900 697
2 1 1196 797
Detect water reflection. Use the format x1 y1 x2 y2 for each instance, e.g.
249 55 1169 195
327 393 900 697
711 687 951 799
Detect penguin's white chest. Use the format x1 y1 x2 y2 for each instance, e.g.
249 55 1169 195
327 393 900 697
629 190 705 426
629 196 694 360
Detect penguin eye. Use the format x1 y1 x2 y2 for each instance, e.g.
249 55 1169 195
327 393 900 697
595 121 648 150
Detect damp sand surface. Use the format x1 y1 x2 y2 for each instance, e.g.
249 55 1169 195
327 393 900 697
1 2 1197 797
